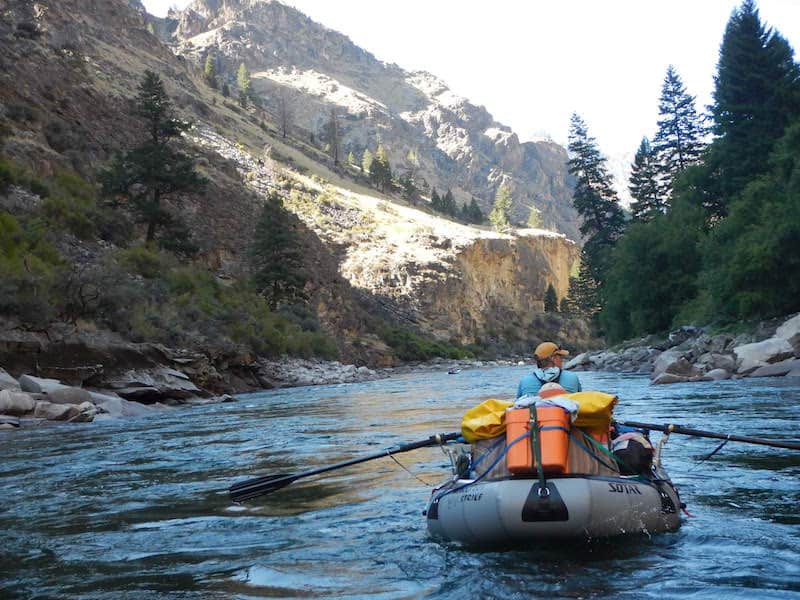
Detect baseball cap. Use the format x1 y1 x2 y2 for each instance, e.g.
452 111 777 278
534 341 569 361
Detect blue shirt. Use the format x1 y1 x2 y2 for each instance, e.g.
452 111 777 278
516 367 582 398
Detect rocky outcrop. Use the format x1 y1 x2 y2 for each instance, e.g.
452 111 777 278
567 314 800 385
170 0 581 240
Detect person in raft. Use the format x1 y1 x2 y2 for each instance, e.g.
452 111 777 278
516 341 582 398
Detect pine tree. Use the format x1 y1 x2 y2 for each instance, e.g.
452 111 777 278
489 184 512 230
544 283 558 312
101 71 204 249
652 65 706 202
430 188 441 211
236 63 251 108
347 151 356 166
567 113 625 282
250 192 307 310
527 205 541 228
628 137 663 221
361 148 373 173
570 256 602 320
442 189 457 216
221 82 230 98
326 108 340 165
370 144 392 192
467 197 484 224
203 54 217 89
711 0 800 206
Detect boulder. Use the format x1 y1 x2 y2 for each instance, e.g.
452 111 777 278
0 368 20 391
564 352 591 370
105 367 204 402
45 387 93 405
652 372 690 385
775 314 800 340
696 352 737 373
18 374 68 394
700 369 732 381
70 401 97 423
734 338 795 374
708 334 734 354
652 350 682 379
92 393 155 417
747 358 800 378
33 401 78 421
0 390 37 416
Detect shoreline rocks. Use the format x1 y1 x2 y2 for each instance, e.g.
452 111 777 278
566 313 800 386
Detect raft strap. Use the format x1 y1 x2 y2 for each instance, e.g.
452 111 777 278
531 411 549 497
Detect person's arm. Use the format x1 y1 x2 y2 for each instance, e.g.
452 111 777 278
516 379 524 398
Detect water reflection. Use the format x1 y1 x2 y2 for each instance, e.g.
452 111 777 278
1 367 799 598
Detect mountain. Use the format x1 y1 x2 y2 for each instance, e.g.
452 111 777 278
0 0 591 378
165 0 581 240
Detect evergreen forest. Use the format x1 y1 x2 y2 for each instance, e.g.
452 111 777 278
566 1 800 343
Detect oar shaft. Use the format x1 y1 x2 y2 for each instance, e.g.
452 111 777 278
618 420 800 451
230 431 460 500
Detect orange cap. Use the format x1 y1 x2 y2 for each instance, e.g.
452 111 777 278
534 342 569 361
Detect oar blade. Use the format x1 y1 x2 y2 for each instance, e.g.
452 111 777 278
229 473 296 502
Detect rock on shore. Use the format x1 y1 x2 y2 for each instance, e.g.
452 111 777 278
565 314 800 385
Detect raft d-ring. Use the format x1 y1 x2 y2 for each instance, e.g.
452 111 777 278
537 486 550 498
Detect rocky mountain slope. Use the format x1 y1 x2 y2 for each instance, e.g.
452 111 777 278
164 0 581 240
0 0 587 377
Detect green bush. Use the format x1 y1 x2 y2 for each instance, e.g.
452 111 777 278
379 325 473 361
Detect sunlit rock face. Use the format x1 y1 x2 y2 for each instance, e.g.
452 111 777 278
171 0 581 241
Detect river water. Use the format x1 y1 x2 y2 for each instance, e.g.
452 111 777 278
1 367 799 599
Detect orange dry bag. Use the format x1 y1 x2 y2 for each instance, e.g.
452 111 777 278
505 406 570 475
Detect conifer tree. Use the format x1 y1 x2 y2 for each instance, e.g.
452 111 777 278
467 197 484 224
203 54 217 89
489 184 512 230
237 63 251 108
567 113 625 282
347 151 356 166
544 283 558 312
361 148 373 173
628 137 663 221
370 145 392 192
711 0 800 205
652 65 706 202
326 107 340 166
527 205 541 228
250 192 307 310
442 189 457 216
221 82 230 98
101 71 203 248
430 188 441 211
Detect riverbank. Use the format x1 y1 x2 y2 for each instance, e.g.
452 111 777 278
0 332 523 429
566 313 800 385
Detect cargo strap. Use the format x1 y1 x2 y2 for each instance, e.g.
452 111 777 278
569 430 622 473
531 413 549 497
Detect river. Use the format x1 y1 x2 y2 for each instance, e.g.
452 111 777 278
1 367 799 599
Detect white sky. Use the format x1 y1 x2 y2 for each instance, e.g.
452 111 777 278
143 0 800 159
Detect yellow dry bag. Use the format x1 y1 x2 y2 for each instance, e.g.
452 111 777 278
461 398 513 443
565 391 618 429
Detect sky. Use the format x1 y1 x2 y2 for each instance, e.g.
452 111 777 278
143 0 800 159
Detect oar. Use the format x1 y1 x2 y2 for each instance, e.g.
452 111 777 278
229 431 461 502
617 420 800 451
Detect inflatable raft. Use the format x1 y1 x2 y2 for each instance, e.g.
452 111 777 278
425 464 682 544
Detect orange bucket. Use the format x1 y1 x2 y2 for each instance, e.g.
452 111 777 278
536 406 570 474
506 408 533 474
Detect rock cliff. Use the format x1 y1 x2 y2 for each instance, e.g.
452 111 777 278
167 0 581 240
